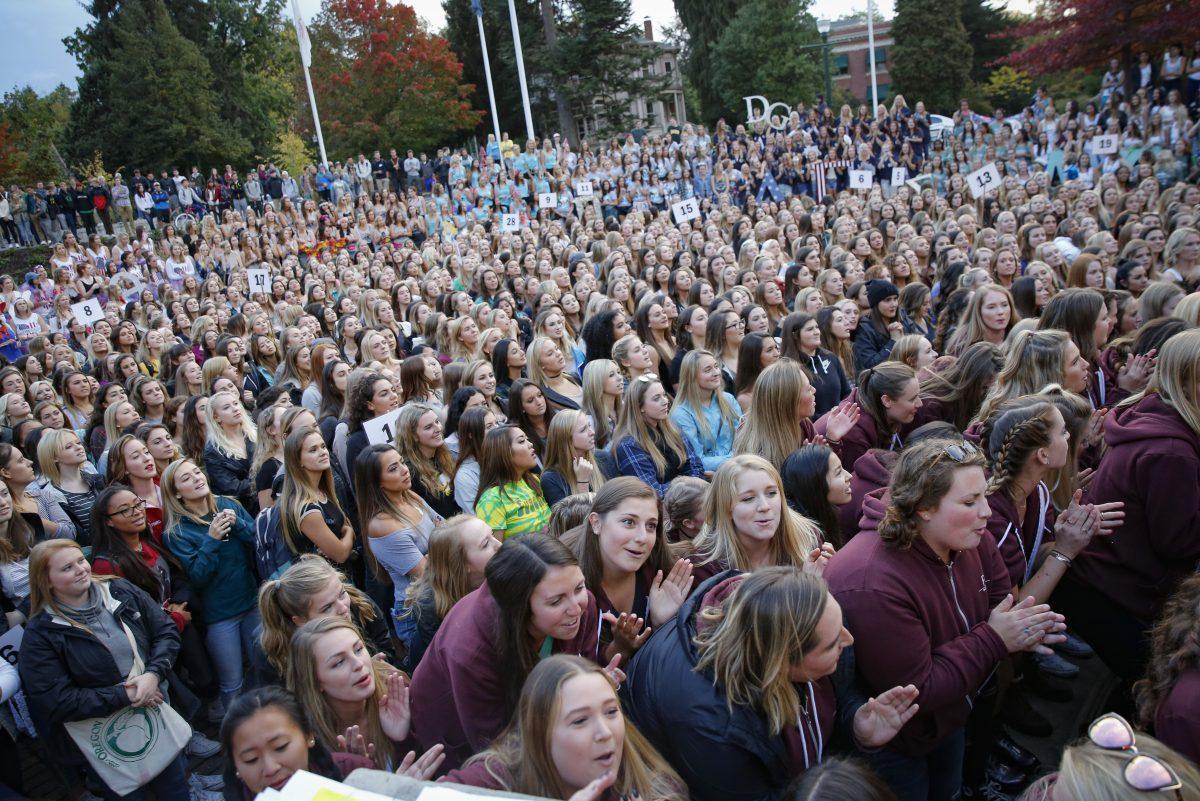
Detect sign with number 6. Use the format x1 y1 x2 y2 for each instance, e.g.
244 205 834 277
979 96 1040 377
849 170 873 189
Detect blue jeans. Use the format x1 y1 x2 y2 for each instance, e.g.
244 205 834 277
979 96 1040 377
93 752 188 801
867 728 966 801
205 607 261 707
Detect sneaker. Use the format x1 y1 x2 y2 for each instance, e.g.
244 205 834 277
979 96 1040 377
186 731 221 758
206 700 227 726
188 773 225 791
1032 650 1080 679
1054 630 1094 659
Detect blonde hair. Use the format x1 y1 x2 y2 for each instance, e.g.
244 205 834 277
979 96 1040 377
542 411 604 493
690 455 819 571
37 428 84 486
580 359 620 449
672 350 739 441
201 356 235 394
203 390 257 456
1118 328 1200 436
975 329 1078 423
878 439 986 549
1049 732 1200 801
693 568 827 735
28 539 114 627
733 359 812 470
160 458 217 534
278 427 342 554
1172 292 1200 327
612 377 688 478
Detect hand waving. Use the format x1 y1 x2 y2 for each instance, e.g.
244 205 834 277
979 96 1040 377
852 684 920 749
824 401 860 443
395 744 445 780
647 558 694 628
378 670 413 743
337 725 376 761
603 612 651 658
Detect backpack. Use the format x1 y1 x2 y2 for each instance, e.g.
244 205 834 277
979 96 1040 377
253 503 296 582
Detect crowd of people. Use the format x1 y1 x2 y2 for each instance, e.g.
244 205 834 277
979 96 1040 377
0 49 1198 801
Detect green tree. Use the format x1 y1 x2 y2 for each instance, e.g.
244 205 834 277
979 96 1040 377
673 0 747 123
960 0 1014 83
0 85 73 184
981 65 1032 112
64 0 224 171
890 0 972 113
710 0 821 117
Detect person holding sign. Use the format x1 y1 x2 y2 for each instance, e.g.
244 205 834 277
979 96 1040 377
353 444 441 648
339 371 399 479
277 427 354 565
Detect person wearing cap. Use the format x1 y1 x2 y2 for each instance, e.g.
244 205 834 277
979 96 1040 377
853 279 915 372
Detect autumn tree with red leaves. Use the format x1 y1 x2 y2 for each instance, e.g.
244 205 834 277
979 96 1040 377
306 0 482 157
1000 0 1193 77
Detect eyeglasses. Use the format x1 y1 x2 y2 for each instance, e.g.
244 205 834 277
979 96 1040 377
107 498 147 519
942 442 978 462
1087 713 1183 796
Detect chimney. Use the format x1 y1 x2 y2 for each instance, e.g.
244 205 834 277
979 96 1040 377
643 16 653 41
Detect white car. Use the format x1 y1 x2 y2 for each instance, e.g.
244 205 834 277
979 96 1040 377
929 114 955 140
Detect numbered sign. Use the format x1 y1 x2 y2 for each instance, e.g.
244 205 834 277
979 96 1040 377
0 625 22 667
671 198 701 223
70 298 103 326
247 269 270 296
537 192 557 210
632 199 651 213
500 212 520 233
363 407 403 446
966 162 1002 199
1092 134 1119 155
573 180 594 198
849 170 873 190
890 167 908 187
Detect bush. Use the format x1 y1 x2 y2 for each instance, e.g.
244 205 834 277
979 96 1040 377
0 244 52 280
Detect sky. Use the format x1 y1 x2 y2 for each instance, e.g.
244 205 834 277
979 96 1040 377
0 0 904 96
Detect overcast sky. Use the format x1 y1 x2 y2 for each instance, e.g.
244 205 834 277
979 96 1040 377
0 0 912 96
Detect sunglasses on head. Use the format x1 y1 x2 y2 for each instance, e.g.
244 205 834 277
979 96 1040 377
941 441 978 463
1087 713 1183 796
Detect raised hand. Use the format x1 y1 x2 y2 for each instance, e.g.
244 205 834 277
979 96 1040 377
824 401 860 443
601 654 626 688
802 543 836 577
378 670 413 743
568 771 617 801
852 684 919 749
603 612 651 658
1117 349 1156 392
647 558 694 627
337 725 376 761
395 744 445 780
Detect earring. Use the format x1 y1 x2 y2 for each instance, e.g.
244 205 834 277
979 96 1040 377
308 739 315 748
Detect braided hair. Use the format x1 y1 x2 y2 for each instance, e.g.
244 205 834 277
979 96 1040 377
982 401 1059 502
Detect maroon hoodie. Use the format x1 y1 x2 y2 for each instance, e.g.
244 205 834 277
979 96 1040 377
825 492 1012 756
1155 668 1200 765
840 450 895 541
1072 393 1200 622
816 406 906 481
984 481 1056 589
410 582 601 770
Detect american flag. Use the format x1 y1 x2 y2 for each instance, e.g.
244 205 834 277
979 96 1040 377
812 160 851 202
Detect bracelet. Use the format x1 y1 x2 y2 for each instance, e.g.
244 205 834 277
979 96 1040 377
1047 550 1073 567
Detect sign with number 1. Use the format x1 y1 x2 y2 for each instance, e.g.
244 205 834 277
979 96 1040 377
363 408 403 446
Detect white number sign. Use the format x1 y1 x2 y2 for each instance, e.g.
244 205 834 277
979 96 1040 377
573 180 594 198
890 167 907 187
537 192 557 209
1092 134 1119 155
70 298 103 325
632 199 651 213
247 269 270 295
849 170 873 189
500 213 520 232
671 198 701 223
966 162 1002 199
363 408 403 446
0 625 22 667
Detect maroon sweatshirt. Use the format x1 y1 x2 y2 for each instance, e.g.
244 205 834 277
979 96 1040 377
1072 393 1200 622
840 449 896 542
410 582 602 770
1155 668 1200 765
824 492 1012 756
984 481 1056 589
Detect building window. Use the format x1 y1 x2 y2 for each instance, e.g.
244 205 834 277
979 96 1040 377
834 53 850 75
873 46 887 65
664 60 673 72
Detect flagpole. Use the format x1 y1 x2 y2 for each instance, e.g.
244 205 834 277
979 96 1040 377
506 0 535 142
292 0 329 167
866 0 879 113
473 0 503 149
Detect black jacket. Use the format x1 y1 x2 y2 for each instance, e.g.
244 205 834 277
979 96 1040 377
852 311 917 372
203 439 258 515
622 570 870 801
800 349 853 417
18 578 181 765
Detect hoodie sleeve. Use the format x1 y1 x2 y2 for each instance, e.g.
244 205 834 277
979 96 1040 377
835 585 1007 716
1137 452 1200 562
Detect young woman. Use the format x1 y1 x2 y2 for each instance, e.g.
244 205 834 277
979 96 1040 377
669 350 742 474
1039 288 1121 409
539 410 605 508
0 481 34 612
138 421 178 476
507 378 555 460
36 428 103 546
490 339 526 406
254 555 394 690
353 444 441 648
889 334 938 378
463 358 507 423
446 655 687 801
60 369 95 436
129 376 168 425
451 406 498 516
580 358 622 450
915 342 1003 431
703 310 744 394
395 403 459 519
817 362 920 475
817 305 856 385
974 330 1091 424
340 371 399 473
401 515 501 673
826 439 1065 801
732 332 782 413
250 405 286 511
105 434 166 543
1055 329 1200 690
945 286 1017 357
278 427 354 564
0 442 71 541
1135 575 1200 764
19 540 188 801
624 567 916 801
162 458 260 707
780 444 855 548
409 535 609 771
528 337 584 411
735 358 857 472
203 389 258 514
316 359 349 446
853 280 914 371
612 376 704 496
475 425 552 539
782 312 852 418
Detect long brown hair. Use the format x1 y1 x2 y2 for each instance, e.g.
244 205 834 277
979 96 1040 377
1136 575 1200 730
563 477 673 591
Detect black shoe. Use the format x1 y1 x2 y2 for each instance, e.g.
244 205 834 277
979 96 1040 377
992 733 1039 772
999 691 1052 737
1024 670 1074 703
985 755 1027 789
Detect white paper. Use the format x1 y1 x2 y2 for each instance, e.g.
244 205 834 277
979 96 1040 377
671 197 700 223
890 167 907 187
1092 134 1118 155
573 180 594 198
263 769 396 801
849 169 872 189
537 192 557 209
70 298 104 325
248 269 271 295
966 162 1002 198
362 408 403 446
0 624 22 667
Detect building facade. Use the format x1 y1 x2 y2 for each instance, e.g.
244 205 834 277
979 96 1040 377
578 18 687 138
828 17 893 107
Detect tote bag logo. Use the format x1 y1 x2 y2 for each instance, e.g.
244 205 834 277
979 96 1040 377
90 707 160 764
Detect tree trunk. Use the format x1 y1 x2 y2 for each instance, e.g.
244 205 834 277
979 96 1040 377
539 0 580 148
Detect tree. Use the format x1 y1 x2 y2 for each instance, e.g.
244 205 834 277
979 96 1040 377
960 0 1015 82
673 0 747 123
710 0 822 116
0 85 73 184
306 0 482 159
981 65 1033 112
1000 0 1191 77
890 0 972 113
64 0 225 171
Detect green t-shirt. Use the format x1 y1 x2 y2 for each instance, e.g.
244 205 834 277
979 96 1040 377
475 480 551 539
